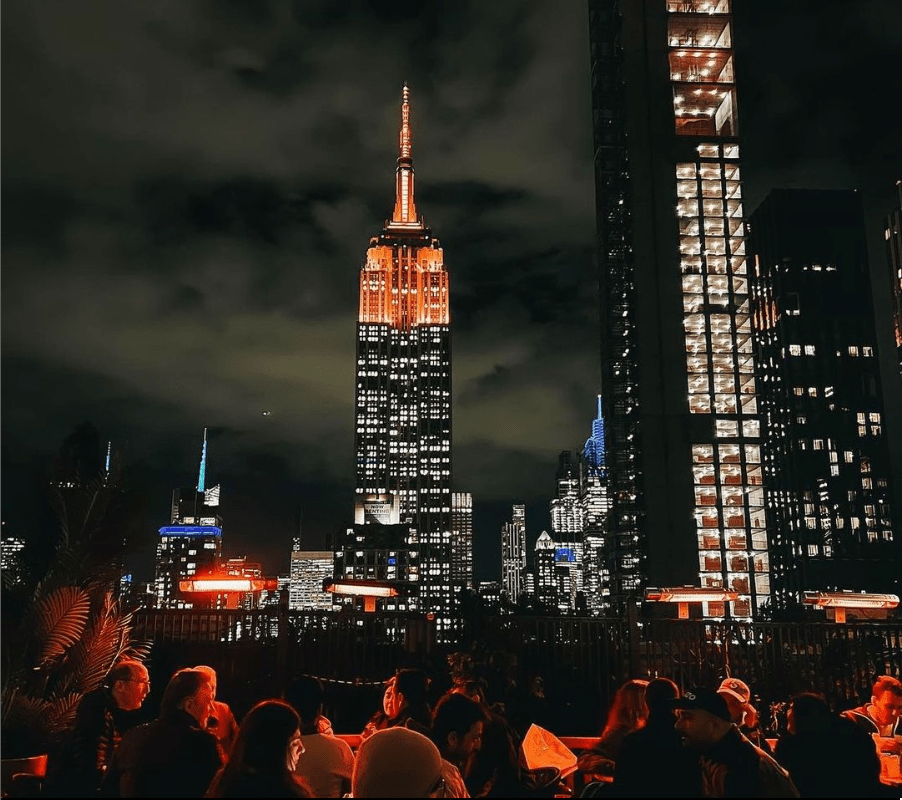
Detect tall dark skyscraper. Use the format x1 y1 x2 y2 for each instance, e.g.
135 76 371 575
353 86 453 614
588 1 766 617
748 189 899 606
886 181 902 378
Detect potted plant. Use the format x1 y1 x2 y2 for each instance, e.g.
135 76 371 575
1 427 150 782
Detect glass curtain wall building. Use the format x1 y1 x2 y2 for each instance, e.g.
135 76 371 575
588 0 767 617
748 189 899 606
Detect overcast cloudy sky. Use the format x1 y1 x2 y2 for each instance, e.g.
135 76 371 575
3 0 900 582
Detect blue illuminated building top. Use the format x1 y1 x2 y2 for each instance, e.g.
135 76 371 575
583 394 607 478
159 525 222 538
555 547 575 563
197 428 207 494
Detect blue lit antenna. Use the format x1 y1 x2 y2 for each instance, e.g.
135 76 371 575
584 395 607 478
197 428 208 493
105 441 111 478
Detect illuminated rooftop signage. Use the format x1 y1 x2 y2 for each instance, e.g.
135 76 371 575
158 525 222 538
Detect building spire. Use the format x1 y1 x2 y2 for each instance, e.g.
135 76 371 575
197 428 208 493
104 441 111 481
391 83 419 226
584 395 607 478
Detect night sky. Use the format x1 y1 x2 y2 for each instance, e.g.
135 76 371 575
3 0 901 584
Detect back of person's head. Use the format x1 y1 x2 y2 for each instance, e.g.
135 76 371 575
788 692 830 736
285 675 324 723
396 669 429 707
432 692 486 749
160 668 209 715
604 678 649 733
353 727 443 798
645 677 680 715
107 658 144 686
231 700 301 773
873 674 902 699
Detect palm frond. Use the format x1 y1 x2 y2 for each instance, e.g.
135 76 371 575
30 586 91 666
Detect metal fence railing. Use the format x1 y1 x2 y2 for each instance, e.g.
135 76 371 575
132 608 902 734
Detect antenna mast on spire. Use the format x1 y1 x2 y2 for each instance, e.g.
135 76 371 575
391 83 419 227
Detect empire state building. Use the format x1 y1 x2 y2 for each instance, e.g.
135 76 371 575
353 85 453 613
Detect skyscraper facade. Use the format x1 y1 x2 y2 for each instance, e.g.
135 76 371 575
289 550 334 611
501 504 527 603
451 492 474 591
153 431 223 609
588 0 767 618
748 189 899 606
886 181 902 377
353 86 453 614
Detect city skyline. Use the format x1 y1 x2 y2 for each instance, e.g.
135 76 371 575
3 1 900 585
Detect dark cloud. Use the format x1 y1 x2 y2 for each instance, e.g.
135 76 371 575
3 0 899 581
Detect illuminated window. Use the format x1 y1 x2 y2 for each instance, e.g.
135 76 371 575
848 346 859 356
789 344 801 356
804 345 815 355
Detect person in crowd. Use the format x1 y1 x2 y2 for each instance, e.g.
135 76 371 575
840 675 902 754
362 668 433 739
609 677 702 797
431 692 487 797
578 678 648 781
351 727 446 798
194 665 239 756
672 686 798 797
717 677 773 753
465 707 523 797
774 692 882 798
204 699 312 798
101 668 222 797
285 675 354 798
62 658 152 796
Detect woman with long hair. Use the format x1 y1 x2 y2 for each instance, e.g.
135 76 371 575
577 678 649 783
205 699 312 798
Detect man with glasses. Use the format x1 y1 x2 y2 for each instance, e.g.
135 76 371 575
102 668 222 797
64 658 152 796
841 675 902 755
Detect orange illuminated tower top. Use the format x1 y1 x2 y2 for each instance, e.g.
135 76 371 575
391 83 419 228
359 85 448 329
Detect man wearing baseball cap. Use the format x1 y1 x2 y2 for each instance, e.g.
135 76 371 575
717 677 773 754
672 687 798 797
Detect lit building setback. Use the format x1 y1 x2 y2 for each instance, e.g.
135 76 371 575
588 0 767 617
353 85 454 615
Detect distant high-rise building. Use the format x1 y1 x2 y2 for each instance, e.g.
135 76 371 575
0 535 27 587
333 523 417 612
886 181 902 377
588 1 766 618
551 452 582 536
580 396 610 614
534 531 557 607
352 85 453 615
451 492 474 591
289 550 334 611
550 451 584 612
748 189 899 606
153 430 223 609
501 504 527 603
